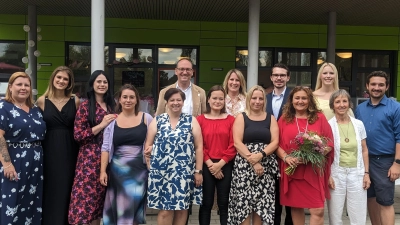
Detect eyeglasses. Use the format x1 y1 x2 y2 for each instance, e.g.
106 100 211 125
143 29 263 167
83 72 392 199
271 74 288 78
176 68 193 72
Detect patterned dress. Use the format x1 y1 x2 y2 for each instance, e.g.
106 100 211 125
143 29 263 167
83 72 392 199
147 113 202 210
0 100 46 225
68 100 108 224
228 113 279 225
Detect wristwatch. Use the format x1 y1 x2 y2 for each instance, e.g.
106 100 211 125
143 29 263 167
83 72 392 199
395 159 400 164
194 169 203 174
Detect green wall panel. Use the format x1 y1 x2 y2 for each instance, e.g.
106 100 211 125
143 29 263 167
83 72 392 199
37 56 65 72
198 82 216 92
201 22 236 31
336 26 399 36
37 41 65 57
200 39 236 46
199 46 235 61
336 35 398 50
65 26 91 42
105 28 200 45
0 24 25 40
36 16 65 26
0 15 25 24
39 26 64 41
65 16 91 26
260 33 319 48
106 18 200 30
259 23 320 33
199 61 234 84
200 31 236 39
318 34 327 48
37 79 50 94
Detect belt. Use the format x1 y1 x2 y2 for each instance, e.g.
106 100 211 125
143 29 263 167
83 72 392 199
8 141 42 149
369 154 394 159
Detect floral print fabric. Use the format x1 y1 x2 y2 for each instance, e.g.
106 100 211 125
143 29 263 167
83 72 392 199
0 100 46 225
68 100 108 224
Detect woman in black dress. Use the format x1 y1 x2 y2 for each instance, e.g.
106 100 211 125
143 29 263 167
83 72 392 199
36 66 80 225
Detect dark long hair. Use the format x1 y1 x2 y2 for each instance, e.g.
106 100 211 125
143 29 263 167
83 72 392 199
87 70 115 127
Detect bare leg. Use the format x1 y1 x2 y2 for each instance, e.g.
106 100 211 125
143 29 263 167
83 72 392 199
90 219 101 225
308 208 324 225
368 198 382 225
291 207 305 225
158 210 174 225
239 214 251 225
252 212 263 225
173 210 188 225
380 205 394 225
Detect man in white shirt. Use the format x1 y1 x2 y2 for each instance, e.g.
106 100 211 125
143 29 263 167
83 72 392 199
155 58 206 116
266 63 293 225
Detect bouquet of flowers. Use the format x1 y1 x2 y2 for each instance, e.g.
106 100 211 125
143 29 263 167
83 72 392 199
285 131 330 176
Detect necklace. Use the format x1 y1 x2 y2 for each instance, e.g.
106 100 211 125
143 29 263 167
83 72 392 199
295 116 308 134
52 97 68 105
338 120 350 143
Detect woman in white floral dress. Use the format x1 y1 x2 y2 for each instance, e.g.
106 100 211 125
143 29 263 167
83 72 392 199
0 72 46 225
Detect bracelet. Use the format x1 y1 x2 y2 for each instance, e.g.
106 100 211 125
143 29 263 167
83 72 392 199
283 154 290 163
364 171 369 174
3 163 12 169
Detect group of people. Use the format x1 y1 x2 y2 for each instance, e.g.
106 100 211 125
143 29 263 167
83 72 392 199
0 57 398 225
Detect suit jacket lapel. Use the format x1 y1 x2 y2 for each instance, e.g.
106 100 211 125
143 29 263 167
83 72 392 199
278 87 291 119
192 85 200 116
266 94 273 113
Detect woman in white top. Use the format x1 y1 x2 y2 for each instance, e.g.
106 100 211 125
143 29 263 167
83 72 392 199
222 69 247 117
327 89 370 225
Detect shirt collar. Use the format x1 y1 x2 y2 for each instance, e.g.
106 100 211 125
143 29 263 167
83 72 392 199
272 87 287 97
176 82 192 92
367 95 388 106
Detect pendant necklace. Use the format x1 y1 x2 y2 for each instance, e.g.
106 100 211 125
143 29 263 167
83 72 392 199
295 116 308 134
338 120 350 143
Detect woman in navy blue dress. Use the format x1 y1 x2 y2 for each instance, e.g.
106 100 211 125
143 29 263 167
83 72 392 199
0 72 46 225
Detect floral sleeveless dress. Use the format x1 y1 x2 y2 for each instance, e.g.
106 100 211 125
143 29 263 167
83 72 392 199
147 113 202 210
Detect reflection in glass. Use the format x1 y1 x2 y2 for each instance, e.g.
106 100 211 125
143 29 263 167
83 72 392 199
287 71 312 87
114 48 152 64
358 54 389 68
0 42 26 77
278 52 311 66
114 67 155 114
237 69 273 93
236 50 272 67
335 54 352 81
158 48 197 65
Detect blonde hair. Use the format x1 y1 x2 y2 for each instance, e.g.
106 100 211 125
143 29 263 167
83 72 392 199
315 62 339 91
222 69 247 97
5 72 34 107
245 85 266 116
43 66 75 98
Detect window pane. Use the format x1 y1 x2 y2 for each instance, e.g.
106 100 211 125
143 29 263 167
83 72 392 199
114 67 155 114
335 53 352 81
0 42 25 78
287 71 312 88
236 50 272 67
158 48 197 65
114 48 153 64
278 52 311 66
317 52 327 70
358 54 389 68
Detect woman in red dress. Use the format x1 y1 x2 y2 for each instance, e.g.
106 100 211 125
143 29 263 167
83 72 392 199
276 87 334 225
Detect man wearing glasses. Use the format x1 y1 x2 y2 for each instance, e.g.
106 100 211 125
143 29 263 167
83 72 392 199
155 58 206 116
266 63 293 225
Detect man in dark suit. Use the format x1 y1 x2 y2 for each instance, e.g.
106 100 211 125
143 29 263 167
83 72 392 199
266 63 293 225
